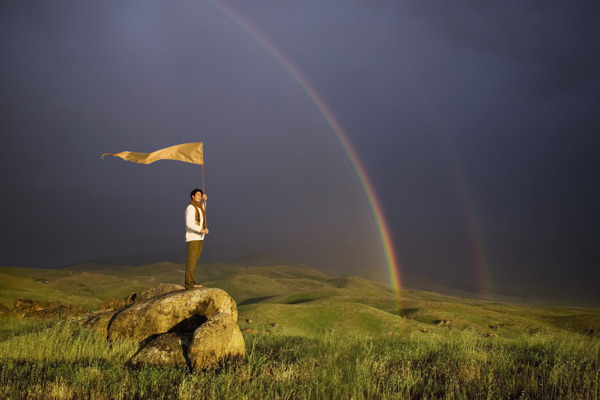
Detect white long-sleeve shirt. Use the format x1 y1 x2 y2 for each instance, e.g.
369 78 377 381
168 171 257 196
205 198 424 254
185 203 205 242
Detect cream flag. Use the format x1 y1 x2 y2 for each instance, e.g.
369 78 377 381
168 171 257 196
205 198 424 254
102 142 203 165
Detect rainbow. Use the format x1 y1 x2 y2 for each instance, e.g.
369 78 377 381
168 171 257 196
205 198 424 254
207 1 402 300
437 137 493 299
407 86 493 300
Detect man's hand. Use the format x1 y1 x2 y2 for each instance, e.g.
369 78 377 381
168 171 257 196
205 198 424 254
202 193 207 201
201 228 209 235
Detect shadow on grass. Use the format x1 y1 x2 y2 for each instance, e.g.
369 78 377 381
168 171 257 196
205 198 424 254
238 296 274 306
286 299 316 305
397 308 420 317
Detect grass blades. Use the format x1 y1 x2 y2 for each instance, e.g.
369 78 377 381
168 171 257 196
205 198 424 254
0 317 598 399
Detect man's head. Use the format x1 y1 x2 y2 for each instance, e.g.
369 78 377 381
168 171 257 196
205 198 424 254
190 189 204 202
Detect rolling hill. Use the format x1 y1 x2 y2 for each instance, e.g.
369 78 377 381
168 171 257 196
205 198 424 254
1 255 599 339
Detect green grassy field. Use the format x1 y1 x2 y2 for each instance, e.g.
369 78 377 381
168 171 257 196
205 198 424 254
1 317 598 399
0 261 599 399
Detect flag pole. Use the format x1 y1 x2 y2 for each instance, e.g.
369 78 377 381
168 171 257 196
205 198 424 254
201 163 207 229
201 164 205 194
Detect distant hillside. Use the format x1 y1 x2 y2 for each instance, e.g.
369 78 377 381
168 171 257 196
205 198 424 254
47 251 600 307
2 256 600 339
0 257 335 310
2 252 598 310
0 263 181 309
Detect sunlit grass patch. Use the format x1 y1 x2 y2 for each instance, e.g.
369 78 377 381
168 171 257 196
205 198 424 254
0 310 599 399
0 318 138 364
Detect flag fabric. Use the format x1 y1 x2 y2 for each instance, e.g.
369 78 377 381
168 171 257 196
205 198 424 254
102 142 203 165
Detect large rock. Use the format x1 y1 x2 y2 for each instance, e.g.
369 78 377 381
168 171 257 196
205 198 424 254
83 286 244 369
107 288 238 341
190 313 245 369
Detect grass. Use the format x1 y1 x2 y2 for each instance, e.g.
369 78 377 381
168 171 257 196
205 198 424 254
1 262 599 398
0 316 598 399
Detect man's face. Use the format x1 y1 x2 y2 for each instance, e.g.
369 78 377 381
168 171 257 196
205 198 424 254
193 192 203 202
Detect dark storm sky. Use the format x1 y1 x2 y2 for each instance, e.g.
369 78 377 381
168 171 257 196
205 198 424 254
1 1 598 296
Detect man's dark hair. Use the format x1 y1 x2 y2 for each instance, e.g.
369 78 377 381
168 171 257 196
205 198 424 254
190 189 203 199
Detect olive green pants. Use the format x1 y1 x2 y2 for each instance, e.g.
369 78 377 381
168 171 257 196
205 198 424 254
185 240 204 289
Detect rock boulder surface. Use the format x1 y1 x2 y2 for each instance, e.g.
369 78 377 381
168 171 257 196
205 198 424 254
107 288 237 341
129 332 189 368
84 286 244 370
13 298 87 319
99 283 186 312
0 303 10 316
190 312 245 369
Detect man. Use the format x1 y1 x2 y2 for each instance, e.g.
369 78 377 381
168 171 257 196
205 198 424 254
185 189 209 289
